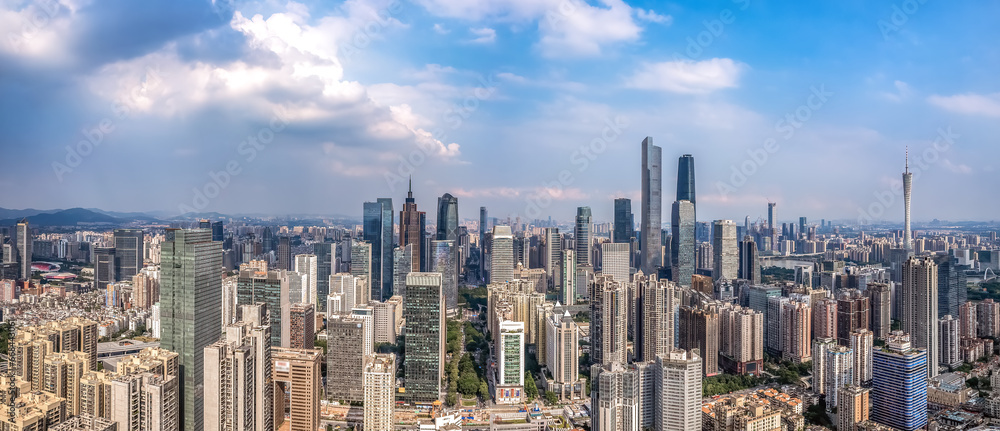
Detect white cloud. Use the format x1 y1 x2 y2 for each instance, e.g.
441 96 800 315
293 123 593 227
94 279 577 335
468 27 497 44
928 92 1000 118
942 159 973 174
635 8 671 24
432 23 449 34
881 80 913 102
624 58 746 94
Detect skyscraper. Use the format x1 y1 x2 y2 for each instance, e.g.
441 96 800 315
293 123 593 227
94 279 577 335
837 291 869 346
294 254 317 306
400 180 426 272
545 309 584 400
326 314 366 402
671 200 695 286
872 331 928 430
676 154 696 203
592 362 640 431
392 244 412 299
313 242 333 311
495 320 525 404
160 229 222 431
271 348 322 431
403 272 445 403
591 274 627 366
288 303 314 350
204 304 273 431
544 228 561 289
903 149 912 251
850 329 874 386
113 229 144 281
654 349 702 431
939 315 961 369
16 219 31 280
430 240 458 314
712 220 737 281
738 235 761 284
782 300 812 364
236 267 289 347
600 242 630 286
936 254 967 319
575 207 592 267
364 198 394 301
479 206 488 281
636 275 676 363
436 193 459 241
640 137 662 274
93 247 116 290
363 354 396 431
613 198 634 244
679 306 719 376
901 256 939 378
869 283 892 338
824 346 854 412
838 385 871 431
490 226 514 284
277 236 291 270
561 249 576 306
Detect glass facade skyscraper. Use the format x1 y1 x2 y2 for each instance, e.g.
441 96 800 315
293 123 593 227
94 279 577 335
671 200 695 286
113 228 144 281
430 240 458 313
640 137 662 274
575 206 592 267
160 228 222 431
436 193 459 241
364 198 394 301
676 154 696 203
403 272 445 403
613 198 634 244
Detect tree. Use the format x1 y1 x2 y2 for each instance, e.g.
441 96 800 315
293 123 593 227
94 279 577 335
446 392 457 407
544 391 559 405
524 372 538 401
479 379 490 400
458 369 479 395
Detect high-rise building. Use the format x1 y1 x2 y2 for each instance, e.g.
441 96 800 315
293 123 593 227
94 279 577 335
712 220 737 281
277 236 291 271
479 206 488 281
204 304 273 431
939 315 961 369
294 254 318 306
364 198 394 301
495 320 525 404
436 193 459 241
738 236 761 284
613 198 634 244
676 154 696 203
959 302 978 339
363 354 396 431
326 314 366 402
903 151 912 251
575 207 592 267
403 273 445 403
719 304 764 375
328 273 365 315
600 242 629 286
869 283 892 338
160 228 222 431
399 180 426 272
543 227 561 289
824 345 854 412
392 244 412 299
350 240 372 285
837 291 869 346
591 274 627 366
872 331 928 430
110 372 180 431
113 229 144 281
490 226 514 284
313 243 333 312
977 299 1000 338
838 385 871 431
16 219 31 280
93 247 116 291
236 267 288 347
901 256 939 377
782 300 812 363
636 274 675 363
640 137 662 274
373 296 402 344
679 306 719 376
591 362 640 431
545 309 584 400
671 200 695 286
288 303 314 350
654 349 702 431
811 337 837 396
936 255 967 319
561 249 576 306
850 329 874 386
271 348 322 431
430 240 459 314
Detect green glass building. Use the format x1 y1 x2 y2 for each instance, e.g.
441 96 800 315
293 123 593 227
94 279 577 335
403 272 444 403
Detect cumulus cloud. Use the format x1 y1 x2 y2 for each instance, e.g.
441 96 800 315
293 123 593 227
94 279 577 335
625 58 746 94
635 8 671 24
928 92 1000 118
467 27 497 44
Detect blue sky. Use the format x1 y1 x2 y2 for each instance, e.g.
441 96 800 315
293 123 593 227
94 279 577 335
1 0 998 224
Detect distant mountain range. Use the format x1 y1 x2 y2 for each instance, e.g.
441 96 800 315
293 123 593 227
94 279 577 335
0 207 361 227
0 208 123 226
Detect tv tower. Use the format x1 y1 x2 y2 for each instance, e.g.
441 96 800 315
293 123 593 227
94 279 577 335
903 148 912 251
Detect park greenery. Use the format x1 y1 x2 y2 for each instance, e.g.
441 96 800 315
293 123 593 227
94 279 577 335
702 374 766 397
968 281 1000 302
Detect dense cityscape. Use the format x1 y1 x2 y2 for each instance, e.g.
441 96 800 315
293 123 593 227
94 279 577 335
1 138 1000 431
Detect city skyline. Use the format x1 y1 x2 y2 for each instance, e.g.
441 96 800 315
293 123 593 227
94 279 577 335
1 1 998 221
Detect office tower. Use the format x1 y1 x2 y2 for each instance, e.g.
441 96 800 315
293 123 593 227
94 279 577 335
978 299 1000 338
676 154 696 202
271 348 321 431
399 180 426 272
211 221 223 242
436 193 459 241
939 315 961 369
654 349 702 431
903 151 912 250
738 236 760 284
837 291 869 346
374 297 402 344
712 220 737 281
363 354 396 431
545 310 584 400
824 346 854 412
613 198 634 244
850 329 874 386
765 296 788 356
591 275 627 366
403 273 445 403
430 240 459 314
591 362 640 431
575 207 592 267
811 337 836 396
392 244 412 298
901 256 939 377
490 226 514 284
544 228 561 288
640 137 662 274
293 254 317 306
798 217 807 238
16 219 31 280
326 314 366 402
782 300 812 363
561 249 576 306
838 385 871 431
277 236 291 270
872 331 928 430
767 202 776 231
93 247 116 290
113 229 144 281
494 320 526 404
328 273 364 315
363 198 394 301
204 305 273 431
959 302 978 339
670 200 695 286
236 267 288 347
635 275 675 363
936 255 967 318
869 283 892 338
600 242 629 285
288 303 314 349
351 305 375 357
160 229 222 431
479 206 488 281
313 243 333 312
679 306 719 376
350 240 372 282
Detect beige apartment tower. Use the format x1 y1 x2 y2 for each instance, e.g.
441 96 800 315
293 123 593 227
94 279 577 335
272 348 322 431
363 354 396 431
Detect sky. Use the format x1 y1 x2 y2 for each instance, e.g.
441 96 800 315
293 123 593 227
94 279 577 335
1 0 998 225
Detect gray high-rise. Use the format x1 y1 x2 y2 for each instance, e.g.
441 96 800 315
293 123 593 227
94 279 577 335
403 272 445 403
671 200 695 286
430 240 459 314
364 198 394 301
640 137 662 274
113 229 145 281
613 198 634 244
160 229 222 431
15 219 31 280
314 242 333 311
676 154 696 203
479 207 488 281
712 220 737 281
575 207 592 267
436 193 459 241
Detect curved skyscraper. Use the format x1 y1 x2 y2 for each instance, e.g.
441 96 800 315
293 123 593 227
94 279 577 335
436 193 459 241
676 154 696 203
640 137 662 274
